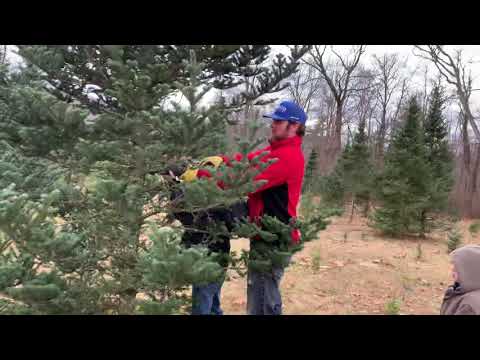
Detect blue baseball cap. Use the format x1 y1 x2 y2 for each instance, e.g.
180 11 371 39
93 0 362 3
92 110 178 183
263 100 307 125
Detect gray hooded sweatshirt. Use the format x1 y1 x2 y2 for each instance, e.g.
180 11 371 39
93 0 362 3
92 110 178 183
440 245 480 315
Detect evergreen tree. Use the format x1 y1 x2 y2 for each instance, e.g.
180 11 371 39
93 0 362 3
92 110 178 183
319 119 374 216
0 46 6 65
0 46 331 314
303 148 318 192
372 97 433 237
16 45 310 112
341 119 375 216
424 84 454 213
0 50 233 314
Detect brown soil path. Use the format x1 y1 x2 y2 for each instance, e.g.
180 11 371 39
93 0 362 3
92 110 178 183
222 216 480 315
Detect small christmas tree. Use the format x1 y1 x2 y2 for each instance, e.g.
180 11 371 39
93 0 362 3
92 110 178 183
319 119 374 217
303 148 318 193
447 227 462 253
424 84 454 213
372 97 433 237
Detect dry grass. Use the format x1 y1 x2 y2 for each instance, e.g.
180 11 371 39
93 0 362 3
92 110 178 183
221 214 480 315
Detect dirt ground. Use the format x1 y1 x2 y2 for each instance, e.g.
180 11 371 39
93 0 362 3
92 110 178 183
221 215 480 315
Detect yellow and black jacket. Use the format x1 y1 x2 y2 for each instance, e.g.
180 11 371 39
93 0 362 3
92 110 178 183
171 157 247 262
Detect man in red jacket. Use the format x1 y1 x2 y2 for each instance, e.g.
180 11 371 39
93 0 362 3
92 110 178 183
181 100 307 315
245 100 307 315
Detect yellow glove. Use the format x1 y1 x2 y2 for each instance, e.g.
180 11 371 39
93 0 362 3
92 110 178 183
199 156 224 168
180 168 199 183
180 156 224 183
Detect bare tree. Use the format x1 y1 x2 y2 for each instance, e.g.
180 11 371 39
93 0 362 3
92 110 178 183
287 63 322 113
302 45 367 171
414 46 480 142
371 53 409 166
389 77 409 136
414 45 480 217
344 65 378 139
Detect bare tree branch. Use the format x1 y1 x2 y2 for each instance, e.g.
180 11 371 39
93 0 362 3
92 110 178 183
414 45 480 142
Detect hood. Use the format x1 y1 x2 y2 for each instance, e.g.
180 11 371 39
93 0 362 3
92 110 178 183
451 245 480 293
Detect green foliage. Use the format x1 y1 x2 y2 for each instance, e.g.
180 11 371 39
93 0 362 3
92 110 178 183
384 298 401 315
299 194 343 242
7 284 61 302
303 149 318 192
447 227 462 253
424 84 454 213
136 298 187 315
318 172 345 207
372 97 433 237
311 251 322 272
372 86 454 238
234 195 341 273
319 120 375 212
468 221 480 235
0 46 314 314
17 45 311 112
0 298 38 315
139 226 224 288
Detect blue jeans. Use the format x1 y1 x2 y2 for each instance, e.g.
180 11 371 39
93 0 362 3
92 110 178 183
247 265 286 315
191 281 224 315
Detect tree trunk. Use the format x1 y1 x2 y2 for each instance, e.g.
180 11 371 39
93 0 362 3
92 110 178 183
349 195 356 223
325 103 344 172
469 146 480 217
363 199 370 217
461 115 473 217
419 210 427 238
376 107 387 168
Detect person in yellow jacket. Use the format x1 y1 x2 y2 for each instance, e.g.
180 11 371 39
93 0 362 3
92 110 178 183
168 156 247 315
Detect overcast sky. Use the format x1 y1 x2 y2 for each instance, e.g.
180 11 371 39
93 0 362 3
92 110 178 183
6 45 480 112
273 45 480 107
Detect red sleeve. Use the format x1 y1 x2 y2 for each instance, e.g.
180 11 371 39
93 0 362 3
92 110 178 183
250 152 289 194
220 149 268 166
221 153 243 166
197 168 226 190
221 147 284 194
247 148 270 162
196 169 212 178
220 155 231 165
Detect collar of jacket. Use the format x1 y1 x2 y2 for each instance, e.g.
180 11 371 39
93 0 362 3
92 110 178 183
444 282 466 301
268 135 303 150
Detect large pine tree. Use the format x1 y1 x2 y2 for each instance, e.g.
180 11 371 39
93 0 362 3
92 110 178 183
372 97 433 237
16 45 310 112
319 119 375 216
0 50 237 314
424 84 454 213
0 46 331 314
303 148 318 193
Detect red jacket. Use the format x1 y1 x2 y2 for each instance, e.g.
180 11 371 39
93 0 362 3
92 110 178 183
197 136 305 244
246 136 304 244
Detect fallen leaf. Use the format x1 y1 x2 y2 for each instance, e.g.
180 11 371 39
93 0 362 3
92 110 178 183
359 262 379 268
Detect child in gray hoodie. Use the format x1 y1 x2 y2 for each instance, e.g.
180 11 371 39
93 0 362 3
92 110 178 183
440 245 480 315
